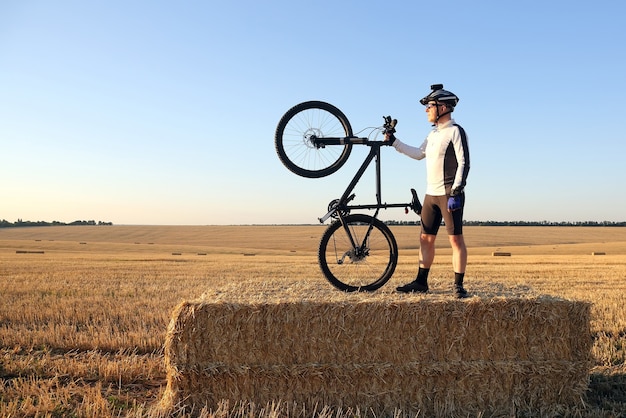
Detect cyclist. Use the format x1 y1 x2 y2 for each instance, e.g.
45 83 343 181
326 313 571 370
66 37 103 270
385 84 470 298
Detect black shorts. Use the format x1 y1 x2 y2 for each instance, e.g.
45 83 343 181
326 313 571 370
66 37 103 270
420 193 464 236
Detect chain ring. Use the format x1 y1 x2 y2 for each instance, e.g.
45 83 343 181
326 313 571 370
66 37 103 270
328 199 350 220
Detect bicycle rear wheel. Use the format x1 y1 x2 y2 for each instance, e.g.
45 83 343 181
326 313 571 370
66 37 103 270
318 214 398 292
275 101 353 178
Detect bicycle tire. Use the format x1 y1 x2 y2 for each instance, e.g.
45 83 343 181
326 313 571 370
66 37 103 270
275 101 353 178
318 214 398 292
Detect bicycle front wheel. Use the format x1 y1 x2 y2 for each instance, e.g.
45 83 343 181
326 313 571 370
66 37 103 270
274 101 353 178
318 214 398 292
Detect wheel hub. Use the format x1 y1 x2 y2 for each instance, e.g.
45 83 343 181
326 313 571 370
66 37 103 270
303 128 324 148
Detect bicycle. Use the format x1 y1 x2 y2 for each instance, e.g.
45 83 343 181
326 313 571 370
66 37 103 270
274 101 422 292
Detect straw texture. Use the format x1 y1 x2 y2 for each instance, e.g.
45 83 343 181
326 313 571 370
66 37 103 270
160 284 592 417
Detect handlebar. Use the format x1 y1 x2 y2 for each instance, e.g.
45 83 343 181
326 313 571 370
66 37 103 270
383 115 397 134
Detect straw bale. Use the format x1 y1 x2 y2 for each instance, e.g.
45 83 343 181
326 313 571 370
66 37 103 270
160 284 592 417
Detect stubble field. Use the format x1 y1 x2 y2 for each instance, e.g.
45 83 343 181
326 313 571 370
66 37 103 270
0 225 625 417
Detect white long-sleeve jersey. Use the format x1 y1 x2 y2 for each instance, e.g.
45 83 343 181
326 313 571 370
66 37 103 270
392 119 470 196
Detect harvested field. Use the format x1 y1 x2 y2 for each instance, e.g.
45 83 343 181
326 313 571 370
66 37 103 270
0 225 625 417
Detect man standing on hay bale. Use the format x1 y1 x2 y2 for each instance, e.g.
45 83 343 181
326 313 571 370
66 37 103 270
385 84 470 298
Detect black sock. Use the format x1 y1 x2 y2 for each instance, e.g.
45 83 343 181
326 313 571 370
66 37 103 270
454 272 465 287
416 267 430 285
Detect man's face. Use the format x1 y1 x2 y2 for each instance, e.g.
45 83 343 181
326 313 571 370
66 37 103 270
425 101 445 124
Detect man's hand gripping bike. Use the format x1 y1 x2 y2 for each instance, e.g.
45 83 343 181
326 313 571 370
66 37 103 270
274 101 422 292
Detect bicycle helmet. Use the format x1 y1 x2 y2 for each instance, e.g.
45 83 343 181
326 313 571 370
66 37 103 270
420 84 459 122
420 84 459 107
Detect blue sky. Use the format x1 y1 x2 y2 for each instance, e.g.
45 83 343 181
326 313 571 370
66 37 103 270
1 1 625 225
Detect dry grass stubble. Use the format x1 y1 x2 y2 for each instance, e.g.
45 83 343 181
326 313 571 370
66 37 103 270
0 225 625 416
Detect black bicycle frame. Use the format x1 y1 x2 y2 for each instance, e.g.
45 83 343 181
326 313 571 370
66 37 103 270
315 136 413 224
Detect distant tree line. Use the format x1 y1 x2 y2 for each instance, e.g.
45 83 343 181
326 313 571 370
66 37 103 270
0 219 113 228
385 220 626 227
2 219 624 228
465 220 626 226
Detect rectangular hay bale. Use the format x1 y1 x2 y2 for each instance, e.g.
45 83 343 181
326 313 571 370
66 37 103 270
160 291 592 417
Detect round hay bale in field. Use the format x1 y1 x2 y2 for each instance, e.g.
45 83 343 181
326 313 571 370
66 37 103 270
159 283 592 417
